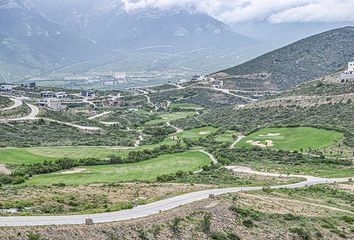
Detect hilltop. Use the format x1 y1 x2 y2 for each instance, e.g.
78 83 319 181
211 27 354 91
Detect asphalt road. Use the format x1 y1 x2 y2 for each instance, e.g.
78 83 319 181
1 103 39 122
0 171 351 227
0 97 23 112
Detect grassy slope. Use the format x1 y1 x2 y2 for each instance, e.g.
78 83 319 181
0 127 219 165
146 112 196 125
237 127 343 151
170 103 204 110
25 151 211 185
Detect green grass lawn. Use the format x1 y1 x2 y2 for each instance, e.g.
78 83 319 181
214 131 239 143
0 125 225 165
161 126 218 145
0 148 56 164
146 111 196 125
237 127 343 151
170 103 204 110
25 151 211 185
0 127 218 165
0 147 131 164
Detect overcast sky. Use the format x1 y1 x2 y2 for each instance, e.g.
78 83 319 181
122 0 354 23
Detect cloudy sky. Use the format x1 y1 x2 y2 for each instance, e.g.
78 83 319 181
122 0 354 23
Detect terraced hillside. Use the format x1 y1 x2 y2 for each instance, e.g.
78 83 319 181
211 27 354 91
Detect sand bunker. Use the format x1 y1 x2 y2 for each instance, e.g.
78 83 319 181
247 140 274 148
0 164 11 175
199 131 210 135
61 168 89 174
259 133 280 137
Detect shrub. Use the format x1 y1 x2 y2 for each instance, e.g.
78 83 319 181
27 233 42 240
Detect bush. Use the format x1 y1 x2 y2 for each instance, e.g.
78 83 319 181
27 233 42 240
290 227 312 240
242 219 254 228
211 231 241 240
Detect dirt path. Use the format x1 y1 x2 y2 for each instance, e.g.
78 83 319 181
88 111 112 120
199 150 218 164
166 121 183 135
229 135 245 149
43 118 102 132
134 131 144 147
241 193 354 215
193 86 257 102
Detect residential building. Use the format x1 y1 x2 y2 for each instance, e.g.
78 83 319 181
0 85 14 92
54 92 68 98
81 89 95 98
40 91 54 98
341 62 354 81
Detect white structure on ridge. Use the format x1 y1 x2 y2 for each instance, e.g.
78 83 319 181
341 62 354 81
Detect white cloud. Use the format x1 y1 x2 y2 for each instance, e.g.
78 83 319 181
121 0 354 23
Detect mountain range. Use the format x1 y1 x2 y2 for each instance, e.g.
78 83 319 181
211 26 354 91
0 0 259 82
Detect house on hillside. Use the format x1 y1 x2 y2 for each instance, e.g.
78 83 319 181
81 89 95 98
54 92 68 99
341 62 354 82
40 91 54 98
107 97 123 107
211 79 223 89
37 99 66 111
0 84 14 92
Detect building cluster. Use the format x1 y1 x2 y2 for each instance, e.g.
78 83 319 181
0 84 14 92
38 91 69 111
188 75 223 88
341 62 354 83
99 72 128 86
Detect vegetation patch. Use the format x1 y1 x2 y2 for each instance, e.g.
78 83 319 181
24 151 211 185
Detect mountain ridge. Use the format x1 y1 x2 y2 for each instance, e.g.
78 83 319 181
211 26 354 91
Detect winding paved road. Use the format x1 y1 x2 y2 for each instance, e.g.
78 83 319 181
0 97 23 112
0 150 352 226
0 103 39 122
0 172 351 227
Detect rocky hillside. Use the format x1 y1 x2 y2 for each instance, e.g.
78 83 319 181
276 72 354 97
211 27 354 91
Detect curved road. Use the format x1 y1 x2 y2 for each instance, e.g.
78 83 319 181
0 97 23 112
43 118 102 132
0 103 39 122
0 163 351 226
230 135 245 149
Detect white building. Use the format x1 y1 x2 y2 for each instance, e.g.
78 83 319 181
54 92 68 99
0 85 14 92
40 91 54 98
341 62 354 81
